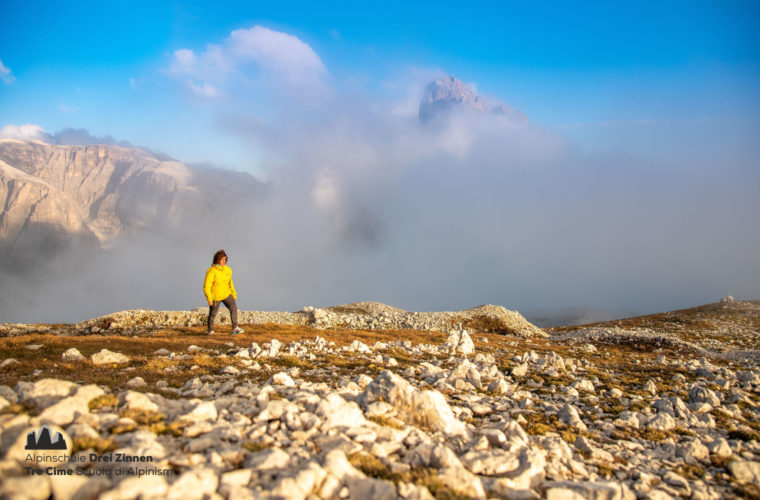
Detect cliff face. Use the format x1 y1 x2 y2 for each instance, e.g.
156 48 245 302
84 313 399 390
0 139 202 245
0 157 99 268
0 139 260 270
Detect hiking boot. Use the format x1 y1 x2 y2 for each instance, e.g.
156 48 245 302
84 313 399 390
232 327 244 335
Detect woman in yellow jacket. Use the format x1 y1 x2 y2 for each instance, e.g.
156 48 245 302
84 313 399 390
203 250 244 335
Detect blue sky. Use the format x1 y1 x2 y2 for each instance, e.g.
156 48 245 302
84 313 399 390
1 1 759 319
1 0 759 168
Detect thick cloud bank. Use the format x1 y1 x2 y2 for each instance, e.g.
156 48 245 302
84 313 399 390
1 26 758 324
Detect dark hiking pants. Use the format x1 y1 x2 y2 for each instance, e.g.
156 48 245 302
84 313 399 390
208 295 238 331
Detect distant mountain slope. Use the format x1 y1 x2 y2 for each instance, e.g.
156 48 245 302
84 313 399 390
0 157 99 267
550 297 760 353
0 139 262 270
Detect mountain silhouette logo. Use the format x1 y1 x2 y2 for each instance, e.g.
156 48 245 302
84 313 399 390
25 425 68 450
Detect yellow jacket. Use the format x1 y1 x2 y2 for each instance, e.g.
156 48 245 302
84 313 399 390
203 265 237 302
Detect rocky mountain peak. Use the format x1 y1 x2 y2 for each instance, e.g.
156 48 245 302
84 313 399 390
419 75 527 124
419 76 484 124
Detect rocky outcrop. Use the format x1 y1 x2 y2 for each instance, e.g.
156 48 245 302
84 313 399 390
0 302 547 338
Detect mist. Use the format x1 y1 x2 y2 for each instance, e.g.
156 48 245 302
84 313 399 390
1 45 759 325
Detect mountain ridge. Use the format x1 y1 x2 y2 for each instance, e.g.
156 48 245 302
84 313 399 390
0 139 262 270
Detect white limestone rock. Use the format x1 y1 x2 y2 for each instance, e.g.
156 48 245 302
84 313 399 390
244 447 291 471
91 349 130 366
0 475 51 500
488 447 546 492
126 377 146 389
349 340 372 353
436 466 487 499
559 404 588 432
256 399 299 422
511 363 529 378
675 439 709 463
121 390 159 413
689 386 721 407
20 378 77 409
100 475 168 500
36 384 104 426
180 401 217 423
445 329 475 356
729 460 760 486
61 348 86 361
345 476 397 500
316 393 368 430
646 412 676 431
360 370 469 438
0 358 20 369
545 480 636 500
270 462 328 500
166 467 218 500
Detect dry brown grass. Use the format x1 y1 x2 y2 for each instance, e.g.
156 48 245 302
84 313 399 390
456 315 521 335
88 394 118 410
72 436 118 454
0 324 444 388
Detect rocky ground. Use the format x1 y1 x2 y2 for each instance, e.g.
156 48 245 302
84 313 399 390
0 299 759 499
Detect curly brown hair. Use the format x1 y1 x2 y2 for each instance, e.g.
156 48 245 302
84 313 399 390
212 249 227 265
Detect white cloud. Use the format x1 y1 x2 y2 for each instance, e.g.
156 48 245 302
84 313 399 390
189 81 218 98
311 169 340 210
168 26 326 97
0 123 49 142
0 58 15 84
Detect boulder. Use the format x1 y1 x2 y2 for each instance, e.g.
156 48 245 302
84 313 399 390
688 386 720 407
272 372 295 387
91 349 130 366
166 467 218 500
245 448 291 471
0 475 51 500
126 377 147 389
360 371 469 438
270 462 329 500
436 466 486 499
559 404 587 432
646 413 676 432
444 329 475 356
316 393 368 430
121 390 159 413
100 475 168 500
36 384 104 426
20 379 77 409
180 401 217 422
61 348 86 361
345 477 397 500
729 460 760 486
545 480 636 500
